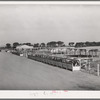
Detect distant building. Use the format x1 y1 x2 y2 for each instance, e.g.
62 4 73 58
16 45 33 50
50 47 75 54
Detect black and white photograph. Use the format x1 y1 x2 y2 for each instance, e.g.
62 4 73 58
1 2 100 91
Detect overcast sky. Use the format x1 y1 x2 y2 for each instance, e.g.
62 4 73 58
0 4 100 46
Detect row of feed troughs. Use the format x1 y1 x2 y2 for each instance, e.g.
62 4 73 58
28 54 81 71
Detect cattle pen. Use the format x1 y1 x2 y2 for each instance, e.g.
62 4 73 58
6 47 100 76
1 51 100 90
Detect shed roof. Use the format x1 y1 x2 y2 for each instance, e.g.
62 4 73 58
16 45 33 49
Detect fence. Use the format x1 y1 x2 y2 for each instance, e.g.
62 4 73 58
28 54 81 71
11 50 100 75
81 61 100 76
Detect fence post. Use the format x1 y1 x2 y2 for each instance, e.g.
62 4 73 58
97 64 100 76
88 62 90 73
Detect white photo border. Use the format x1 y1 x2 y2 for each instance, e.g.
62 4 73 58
0 1 100 99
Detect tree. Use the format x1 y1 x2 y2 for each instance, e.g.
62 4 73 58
13 42 19 48
40 43 45 47
97 42 100 46
47 41 57 47
85 41 91 46
69 42 74 47
47 42 50 47
91 42 96 46
33 43 39 47
75 42 80 47
57 41 64 47
75 42 85 47
6 43 11 48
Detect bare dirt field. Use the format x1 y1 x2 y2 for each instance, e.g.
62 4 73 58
0 52 100 90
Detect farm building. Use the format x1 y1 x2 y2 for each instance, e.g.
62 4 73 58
49 47 74 54
16 45 33 50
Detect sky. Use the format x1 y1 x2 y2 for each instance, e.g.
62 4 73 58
0 4 100 46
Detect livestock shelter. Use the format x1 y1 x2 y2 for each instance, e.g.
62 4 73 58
16 45 33 50
16 45 33 57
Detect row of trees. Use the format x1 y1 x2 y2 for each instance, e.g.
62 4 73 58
5 41 100 49
6 42 20 49
47 41 65 47
68 41 100 47
75 42 100 47
6 41 65 49
33 41 65 47
6 42 34 49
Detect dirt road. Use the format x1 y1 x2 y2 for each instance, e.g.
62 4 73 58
0 52 100 90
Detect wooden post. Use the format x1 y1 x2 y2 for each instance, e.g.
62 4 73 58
88 62 90 73
86 50 88 58
97 64 100 76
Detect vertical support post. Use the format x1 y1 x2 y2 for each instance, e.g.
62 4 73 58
72 63 74 71
88 61 90 73
92 50 93 58
97 64 100 76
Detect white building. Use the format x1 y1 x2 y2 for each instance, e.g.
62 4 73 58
16 45 33 50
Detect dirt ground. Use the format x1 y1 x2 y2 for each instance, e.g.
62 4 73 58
0 52 100 90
